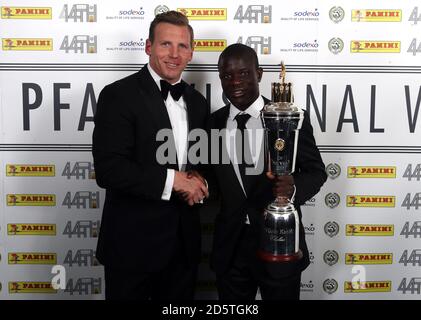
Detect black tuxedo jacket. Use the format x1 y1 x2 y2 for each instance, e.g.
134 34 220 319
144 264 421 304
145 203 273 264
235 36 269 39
92 65 209 272
208 97 327 277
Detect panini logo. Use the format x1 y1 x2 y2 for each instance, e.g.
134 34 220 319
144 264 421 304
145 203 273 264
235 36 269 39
7 194 55 206
8 253 57 265
345 253 393 265
9 282 57 294
8 224 56 236
346 224 394 236
1 7 52 19
347 166 396 178
193 39 226 52
346 195 395 207
6 164 55 177
351 10 402 22
2 38 53 51
344 281 391 293
177 8 227 20
351 41 400 53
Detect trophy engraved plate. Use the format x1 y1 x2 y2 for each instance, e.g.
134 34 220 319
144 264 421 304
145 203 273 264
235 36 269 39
258 62 304 262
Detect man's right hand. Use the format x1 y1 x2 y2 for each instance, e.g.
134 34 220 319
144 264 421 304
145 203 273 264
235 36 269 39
173 171 209 206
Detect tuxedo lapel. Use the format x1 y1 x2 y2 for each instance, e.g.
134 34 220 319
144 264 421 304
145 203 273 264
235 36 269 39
136 66 179 170
136 66 172 130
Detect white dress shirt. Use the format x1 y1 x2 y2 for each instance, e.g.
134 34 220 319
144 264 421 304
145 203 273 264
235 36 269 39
147 64 188 200
226 96 265 197
226 97 266 225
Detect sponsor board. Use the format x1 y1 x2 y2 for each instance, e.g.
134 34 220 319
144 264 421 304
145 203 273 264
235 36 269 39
2 38 53 51
345 253 393 265
6 164 55 177
193 39 226 52
346 195 395 207
351 10 402 22
8 253 57 265
8 224 56 236
234 5 271 23
351 41 400 53
346 224 394 236
177 8 226 20
1 7 52 19
9 282 57 294
347 166 396 178
7 194 55 206
344 281 391 293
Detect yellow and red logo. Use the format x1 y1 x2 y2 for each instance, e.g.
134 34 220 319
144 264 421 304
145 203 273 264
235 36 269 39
351 10 401 22
8 252 57 265
351 41 400 53
346 224 394 236
344 281 391 293
345 253 393 265
193 39 227 52
1 7 52 19
347 166 396 178
346 195 395 207
6 164 55 177
7 224 56 236
177 8 227 20
9 282 57 294
7 194 55 206
2 38 53 51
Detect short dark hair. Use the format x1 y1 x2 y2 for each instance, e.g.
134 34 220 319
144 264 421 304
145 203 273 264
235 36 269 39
149 10 194 47
218 43 260 70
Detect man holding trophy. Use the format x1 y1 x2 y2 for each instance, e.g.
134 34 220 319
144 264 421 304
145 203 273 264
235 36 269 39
208 43 327 300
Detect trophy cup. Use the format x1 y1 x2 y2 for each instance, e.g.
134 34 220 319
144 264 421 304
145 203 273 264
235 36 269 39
258 62 304 262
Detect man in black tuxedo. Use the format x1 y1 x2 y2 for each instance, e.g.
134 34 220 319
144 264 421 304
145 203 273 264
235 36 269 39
92 11 209 300
208 43 327 300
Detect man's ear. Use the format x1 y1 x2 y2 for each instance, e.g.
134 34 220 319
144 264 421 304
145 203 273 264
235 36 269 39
257 67 263 82
145 39 152 56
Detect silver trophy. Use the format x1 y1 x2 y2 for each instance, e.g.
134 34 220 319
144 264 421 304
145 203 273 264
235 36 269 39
258 62 304 262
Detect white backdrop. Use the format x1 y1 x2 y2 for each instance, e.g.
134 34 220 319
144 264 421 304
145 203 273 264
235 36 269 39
0 0 420 300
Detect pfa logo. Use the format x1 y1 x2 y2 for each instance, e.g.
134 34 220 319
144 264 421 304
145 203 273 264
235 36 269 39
234 5 272 23
60 4 97 22
324 221 340 238
329 6 345 23
237 36 271 54
326 163 341 179
323 250 339 266
62 161 95 180
325 192 340 208
323 279 338 294
62 191 99 209
328 37 344 54
60 35 97 53
63 220 100 238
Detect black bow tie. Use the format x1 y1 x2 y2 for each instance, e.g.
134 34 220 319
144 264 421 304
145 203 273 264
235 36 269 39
160 80 186 101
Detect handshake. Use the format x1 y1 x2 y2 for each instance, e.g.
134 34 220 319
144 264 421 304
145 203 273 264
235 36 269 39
173 170 209 206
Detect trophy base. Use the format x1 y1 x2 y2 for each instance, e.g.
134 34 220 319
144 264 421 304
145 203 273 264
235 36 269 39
257 249 303 262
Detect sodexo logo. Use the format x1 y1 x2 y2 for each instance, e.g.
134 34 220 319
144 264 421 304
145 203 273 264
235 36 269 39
294 8 319 20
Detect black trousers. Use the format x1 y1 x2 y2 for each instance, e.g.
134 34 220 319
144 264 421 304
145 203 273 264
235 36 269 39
104 236 198 300
216 225 301 300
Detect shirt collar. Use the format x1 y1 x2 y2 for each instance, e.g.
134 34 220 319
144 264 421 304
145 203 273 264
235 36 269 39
147 63 182 91
228 95 264 120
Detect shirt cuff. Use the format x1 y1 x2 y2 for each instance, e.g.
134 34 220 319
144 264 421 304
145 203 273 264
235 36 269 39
161 169 175 201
